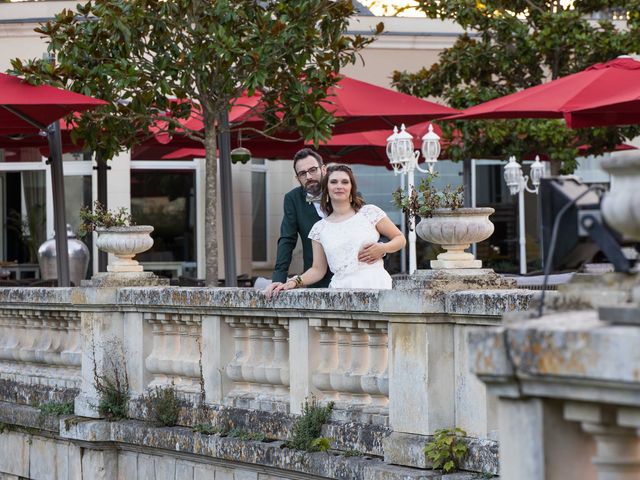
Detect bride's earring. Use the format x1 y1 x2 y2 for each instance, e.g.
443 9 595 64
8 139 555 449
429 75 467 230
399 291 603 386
349 194 353 203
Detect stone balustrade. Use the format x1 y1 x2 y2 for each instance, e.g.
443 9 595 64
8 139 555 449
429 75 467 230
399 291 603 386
0 290 81 399
470 272 640 480
0 273 534 476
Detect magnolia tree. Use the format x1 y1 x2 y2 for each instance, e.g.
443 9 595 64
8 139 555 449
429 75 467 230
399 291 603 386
392 0 640 173
13 0 379 285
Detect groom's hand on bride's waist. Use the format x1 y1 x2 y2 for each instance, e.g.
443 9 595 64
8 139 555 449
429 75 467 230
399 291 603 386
358 243 386 264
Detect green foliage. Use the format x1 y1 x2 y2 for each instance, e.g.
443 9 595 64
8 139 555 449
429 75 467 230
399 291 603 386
37 401 74 426
287 397 334 452
227 428 267 442
424 427 468 474
393 1 640 173
310 437 333 452
193 423 225 436
10 1 377 157
144 385 181 427
78 201 133 236
38 401 74 417
392 171 463 221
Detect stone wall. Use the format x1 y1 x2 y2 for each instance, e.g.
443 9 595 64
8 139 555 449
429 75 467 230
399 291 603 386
0 279 535 479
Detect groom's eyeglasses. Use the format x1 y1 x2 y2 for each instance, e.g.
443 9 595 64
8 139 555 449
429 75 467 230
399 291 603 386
295 166 320 180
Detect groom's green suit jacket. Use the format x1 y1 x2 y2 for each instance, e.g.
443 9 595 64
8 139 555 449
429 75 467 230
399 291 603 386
272 186 332 287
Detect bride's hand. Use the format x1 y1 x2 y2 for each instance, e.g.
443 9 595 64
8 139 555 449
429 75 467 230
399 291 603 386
270 279 297 296
358 243 385 264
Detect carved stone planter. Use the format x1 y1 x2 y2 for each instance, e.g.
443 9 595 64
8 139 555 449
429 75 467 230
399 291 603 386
415 208 495 269
96 226 154 273
601 151 640 242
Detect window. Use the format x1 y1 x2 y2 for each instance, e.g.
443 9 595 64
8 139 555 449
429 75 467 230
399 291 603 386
131 170 197 278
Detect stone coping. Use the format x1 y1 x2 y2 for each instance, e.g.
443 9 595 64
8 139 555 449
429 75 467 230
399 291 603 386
58 418 483 479
0 285 534 320
470 310 640 405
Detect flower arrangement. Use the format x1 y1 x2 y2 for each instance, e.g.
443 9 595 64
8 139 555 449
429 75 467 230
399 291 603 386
78 201 134 237
392 171 464 221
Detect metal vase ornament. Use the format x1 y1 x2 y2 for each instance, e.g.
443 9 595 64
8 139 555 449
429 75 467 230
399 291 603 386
38 225 90 286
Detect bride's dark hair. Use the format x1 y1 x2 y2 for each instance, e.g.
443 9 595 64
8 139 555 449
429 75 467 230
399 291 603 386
320 164 365 215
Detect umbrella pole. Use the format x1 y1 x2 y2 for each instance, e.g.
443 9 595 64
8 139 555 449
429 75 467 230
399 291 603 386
218 110 237 287
95 152 109 272
46 121 71 287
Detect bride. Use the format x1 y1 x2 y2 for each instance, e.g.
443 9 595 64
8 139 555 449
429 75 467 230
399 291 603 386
270 164 406 293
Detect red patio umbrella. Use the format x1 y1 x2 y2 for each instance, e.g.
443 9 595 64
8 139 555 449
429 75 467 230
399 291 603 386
0 73 107 286
146 76 457 145
447 57 640 129
133 122 444 168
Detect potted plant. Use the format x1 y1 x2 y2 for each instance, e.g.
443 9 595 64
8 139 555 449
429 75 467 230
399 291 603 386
79 201 154 273
392 173 494 269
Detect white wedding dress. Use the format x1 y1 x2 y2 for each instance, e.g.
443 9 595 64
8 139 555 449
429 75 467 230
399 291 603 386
308 204 393 289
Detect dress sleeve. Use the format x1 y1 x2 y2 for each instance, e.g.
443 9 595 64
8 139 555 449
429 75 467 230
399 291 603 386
361 204 387 226
308 220 324 242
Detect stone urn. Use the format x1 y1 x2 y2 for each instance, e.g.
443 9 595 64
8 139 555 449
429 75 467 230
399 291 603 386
415 207 495 269
96 226 154 273
600 151 640 242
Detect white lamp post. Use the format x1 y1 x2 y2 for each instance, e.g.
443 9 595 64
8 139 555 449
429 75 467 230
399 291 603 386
503 155 546 274
386 124 441 274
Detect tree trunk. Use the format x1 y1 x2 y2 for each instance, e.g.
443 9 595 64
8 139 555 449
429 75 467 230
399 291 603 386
204 126 218 286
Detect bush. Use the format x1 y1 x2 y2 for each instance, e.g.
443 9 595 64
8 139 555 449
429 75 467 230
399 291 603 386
144 384 181 427
424 427 468 473
287 397 334 452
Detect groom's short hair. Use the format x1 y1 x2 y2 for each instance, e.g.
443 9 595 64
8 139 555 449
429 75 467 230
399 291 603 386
293 148 323 172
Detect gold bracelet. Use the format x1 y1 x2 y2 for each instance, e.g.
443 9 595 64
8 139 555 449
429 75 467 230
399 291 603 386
293 275 304 287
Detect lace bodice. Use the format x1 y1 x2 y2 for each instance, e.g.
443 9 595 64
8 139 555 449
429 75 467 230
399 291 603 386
308 204 387 280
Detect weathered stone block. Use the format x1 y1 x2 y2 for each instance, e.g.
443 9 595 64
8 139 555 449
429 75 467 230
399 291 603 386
117 451 138 480
233 470 258 480
0 432 29 477
137 453 156 478
81 448 118 480
175 460 196 480
155 455 176 479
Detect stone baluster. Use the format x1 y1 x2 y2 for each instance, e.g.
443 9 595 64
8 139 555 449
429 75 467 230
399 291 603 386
225 319 250 398
342 326 370 406
241 320 263 396
361 324 389 413
330 326 354 405
40 316 62 365
565 402 640 480
60 316 82 369
16 316 38 364
312 325 338 402
184 316 202 379
252 321 273 398
145 315 169 386
0 313 20 361
265 323 289 399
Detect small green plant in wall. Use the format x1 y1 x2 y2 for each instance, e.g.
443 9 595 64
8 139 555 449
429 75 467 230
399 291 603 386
424 427 468 473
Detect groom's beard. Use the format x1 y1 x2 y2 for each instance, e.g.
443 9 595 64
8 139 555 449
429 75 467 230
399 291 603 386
304 179 322 198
